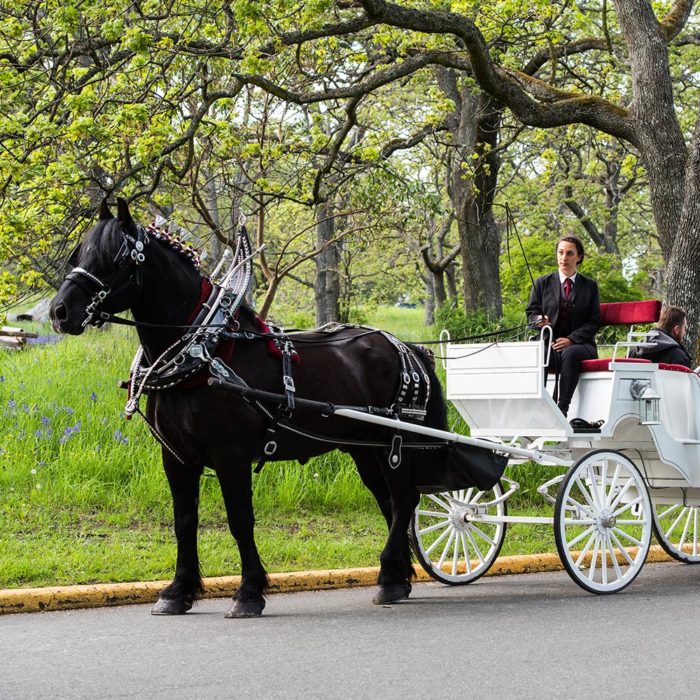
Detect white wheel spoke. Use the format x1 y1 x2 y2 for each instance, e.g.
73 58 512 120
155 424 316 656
573 476 597 511
588 464 603 511
679 508 693 552
609 476 635 512
467 523 498 548
566 524 596 549
426 493 451 511
424 524 452 557
460 532 472 574
564 495 596 519
694 509 699 556
418 508 453 519
465 526 486 565
612 526 643 547
451 529 460 576
606 464 621 507
601 535 609 586
418 519 452 536
437 529 456 571
606 533 624 580
658 503 680 521
613 495 643 518
469 489 486 505
573 529 597 567
665 507 687 540
600 459 608 508
587 536 601 582
609 529 635 566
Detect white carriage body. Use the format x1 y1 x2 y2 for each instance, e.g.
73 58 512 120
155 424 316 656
446 339 700 492
412 301 700 593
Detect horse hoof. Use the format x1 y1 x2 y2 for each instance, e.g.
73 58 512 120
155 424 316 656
151 597 192 615
372 583 411 605
225 599 265 618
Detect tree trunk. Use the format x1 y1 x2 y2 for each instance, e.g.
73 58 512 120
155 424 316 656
457 204 502 318
446 86 504 318
613 0 687 262
424 274 436 325
314 201 341 325
665 110 700 360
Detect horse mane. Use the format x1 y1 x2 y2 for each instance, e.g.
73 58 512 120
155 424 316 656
145 223 202 270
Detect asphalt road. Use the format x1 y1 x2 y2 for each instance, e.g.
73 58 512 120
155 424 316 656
2 562 700 699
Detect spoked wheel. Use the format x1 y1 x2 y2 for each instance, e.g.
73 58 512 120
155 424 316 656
411 482 507 585
652 499 700 563
554 449 652 594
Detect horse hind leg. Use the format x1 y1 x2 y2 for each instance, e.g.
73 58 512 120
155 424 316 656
152 454 205 615
350 448 393 529
353 449 418 605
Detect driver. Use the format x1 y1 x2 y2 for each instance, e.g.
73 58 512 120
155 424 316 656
526 235 601 417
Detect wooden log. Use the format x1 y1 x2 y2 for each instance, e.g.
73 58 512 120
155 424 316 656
0 326 39 339
0 335 24 348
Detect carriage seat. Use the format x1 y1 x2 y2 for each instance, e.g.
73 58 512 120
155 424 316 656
581 357 651 372
596 299 661 326
580 300 662 374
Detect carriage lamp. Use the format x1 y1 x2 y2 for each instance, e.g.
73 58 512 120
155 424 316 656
629 379 660 425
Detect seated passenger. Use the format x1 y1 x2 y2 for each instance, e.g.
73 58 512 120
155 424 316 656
630 305 692 368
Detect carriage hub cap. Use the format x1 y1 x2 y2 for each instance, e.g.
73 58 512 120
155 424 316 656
597 508 617 532
451 506 473 531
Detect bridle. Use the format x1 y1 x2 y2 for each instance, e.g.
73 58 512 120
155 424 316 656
65 223 149 327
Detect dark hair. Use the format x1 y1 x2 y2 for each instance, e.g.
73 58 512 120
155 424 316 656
658 305 687 334
556 235 585 263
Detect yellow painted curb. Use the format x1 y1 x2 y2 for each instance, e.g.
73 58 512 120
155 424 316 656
0 545 677 615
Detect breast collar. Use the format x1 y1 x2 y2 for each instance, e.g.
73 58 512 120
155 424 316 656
124 277 243 416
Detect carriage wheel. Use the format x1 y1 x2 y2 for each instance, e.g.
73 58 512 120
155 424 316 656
554 449 652 594
652 499 700 563
411 482 507 585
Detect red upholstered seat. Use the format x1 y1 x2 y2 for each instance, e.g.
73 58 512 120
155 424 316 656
581 358 651 373
659 363 695 373
599 300 661 326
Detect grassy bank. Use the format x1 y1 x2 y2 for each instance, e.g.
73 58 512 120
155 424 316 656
0 309 555 589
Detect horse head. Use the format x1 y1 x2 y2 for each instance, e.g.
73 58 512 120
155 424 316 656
50 198 148 334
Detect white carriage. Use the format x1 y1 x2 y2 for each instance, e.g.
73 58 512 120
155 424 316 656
409 300 700 594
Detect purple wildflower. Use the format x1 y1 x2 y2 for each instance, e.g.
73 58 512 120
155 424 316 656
113 430 129 445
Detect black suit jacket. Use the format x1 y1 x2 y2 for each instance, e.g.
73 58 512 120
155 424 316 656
526 272 601 349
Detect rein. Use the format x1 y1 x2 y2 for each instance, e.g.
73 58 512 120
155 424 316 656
93 310 528 346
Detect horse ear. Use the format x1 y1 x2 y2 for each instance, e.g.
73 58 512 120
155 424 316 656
98 199 113 220
117 197 135 228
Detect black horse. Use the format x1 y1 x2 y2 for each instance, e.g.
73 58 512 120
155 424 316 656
50 199 495 617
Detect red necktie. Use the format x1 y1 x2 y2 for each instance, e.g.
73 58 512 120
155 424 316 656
564 278 572 299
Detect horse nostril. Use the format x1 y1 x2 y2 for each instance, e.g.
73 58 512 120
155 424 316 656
53 302 67 322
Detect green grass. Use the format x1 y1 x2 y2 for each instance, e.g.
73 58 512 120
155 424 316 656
0 308 556 590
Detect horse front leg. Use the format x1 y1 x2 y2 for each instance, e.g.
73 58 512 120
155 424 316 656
152 453 205 615
215 459 268 618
